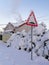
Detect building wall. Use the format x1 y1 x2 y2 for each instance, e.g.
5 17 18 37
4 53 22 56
15 24 31 32
4 22 14 31
2 33 12 43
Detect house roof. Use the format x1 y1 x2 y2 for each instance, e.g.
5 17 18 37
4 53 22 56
11 20 26 27
4 20 27 31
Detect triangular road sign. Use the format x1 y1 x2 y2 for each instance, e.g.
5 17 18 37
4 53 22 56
26 11 38 26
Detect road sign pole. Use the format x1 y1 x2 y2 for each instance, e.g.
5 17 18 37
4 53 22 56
26 11 38 60
31 26 33 60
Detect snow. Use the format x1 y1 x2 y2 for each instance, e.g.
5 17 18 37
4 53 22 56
41 30 49 42
33 24 46 35
6 22 48 51
0 22 49 65
11 21 25 27
0 41 49 65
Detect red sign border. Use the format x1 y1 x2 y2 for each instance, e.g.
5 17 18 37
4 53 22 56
26 11 38 27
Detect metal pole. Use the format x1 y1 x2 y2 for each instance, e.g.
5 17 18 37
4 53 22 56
31 26 33 60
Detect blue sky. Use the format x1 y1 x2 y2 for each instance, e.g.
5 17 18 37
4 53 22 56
0 0 49 28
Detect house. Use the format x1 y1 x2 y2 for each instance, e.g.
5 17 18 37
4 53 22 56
4 22 15 32
3 21 31 42
2 31 12 43
4 21 31 33
14 22 31 32
0 30 12 42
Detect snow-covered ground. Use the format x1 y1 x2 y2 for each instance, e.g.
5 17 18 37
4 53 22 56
0 41 49 65
0 22 49 65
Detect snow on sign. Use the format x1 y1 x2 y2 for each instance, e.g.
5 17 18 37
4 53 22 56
26 11 38 26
